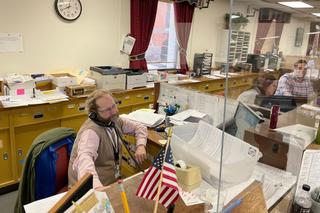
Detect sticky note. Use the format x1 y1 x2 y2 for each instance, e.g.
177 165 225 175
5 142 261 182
17 89 25 95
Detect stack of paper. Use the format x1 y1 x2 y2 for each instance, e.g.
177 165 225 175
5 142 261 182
169 109 208 125
120 109 165 127
275 124 316 148
36 89 69 104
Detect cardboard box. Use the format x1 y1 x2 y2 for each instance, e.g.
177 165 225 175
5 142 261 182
66 84 96 97
51 73 77 87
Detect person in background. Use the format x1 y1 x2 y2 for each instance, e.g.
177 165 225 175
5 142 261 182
237 74 278 104
68 89 148 190
275 59 314 96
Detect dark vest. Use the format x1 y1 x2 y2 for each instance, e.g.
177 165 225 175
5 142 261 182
68 118 123 187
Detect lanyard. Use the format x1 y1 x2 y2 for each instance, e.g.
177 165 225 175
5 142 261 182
103 127 120 163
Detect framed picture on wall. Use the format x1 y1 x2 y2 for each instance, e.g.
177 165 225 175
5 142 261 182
295 27 304 47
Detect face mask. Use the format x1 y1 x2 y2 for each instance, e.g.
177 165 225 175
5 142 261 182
293 69 304 78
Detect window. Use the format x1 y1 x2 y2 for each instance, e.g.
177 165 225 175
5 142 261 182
146 1 178 70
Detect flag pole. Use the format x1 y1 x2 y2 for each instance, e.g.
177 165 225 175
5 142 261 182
153 127 173 213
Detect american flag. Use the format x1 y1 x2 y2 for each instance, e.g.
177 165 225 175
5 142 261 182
136 144 179 208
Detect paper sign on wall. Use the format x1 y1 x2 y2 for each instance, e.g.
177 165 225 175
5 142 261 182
120 35 135 55
0 33 23 53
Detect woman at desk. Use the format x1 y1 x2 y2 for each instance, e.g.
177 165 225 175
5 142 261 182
237 74 277 104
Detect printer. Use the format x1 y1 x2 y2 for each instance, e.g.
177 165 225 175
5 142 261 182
124 69 147 90
90 66 128 90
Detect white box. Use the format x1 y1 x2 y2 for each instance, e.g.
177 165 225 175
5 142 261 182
51 73 77 87
126 73 147 90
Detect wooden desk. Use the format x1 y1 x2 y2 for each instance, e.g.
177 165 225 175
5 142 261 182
244 108 320 170
0 88 154 191
105 173 267 213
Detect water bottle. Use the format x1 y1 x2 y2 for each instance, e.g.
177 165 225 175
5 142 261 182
269 105 280 129
291 184 312 213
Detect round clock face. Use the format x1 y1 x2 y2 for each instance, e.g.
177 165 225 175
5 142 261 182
55 0 82 21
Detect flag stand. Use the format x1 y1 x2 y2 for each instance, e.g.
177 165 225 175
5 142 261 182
153 127 173 213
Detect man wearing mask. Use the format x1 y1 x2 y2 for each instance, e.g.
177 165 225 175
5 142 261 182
275 59 314 96
68 89 147 190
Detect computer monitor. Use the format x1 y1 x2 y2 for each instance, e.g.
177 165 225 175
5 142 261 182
254 95 297 113
247 54 265 72
217 101 264 140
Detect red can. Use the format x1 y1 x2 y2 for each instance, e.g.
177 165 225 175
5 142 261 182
269 105 280 129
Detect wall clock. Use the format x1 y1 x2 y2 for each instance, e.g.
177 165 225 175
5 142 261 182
55 0 82 21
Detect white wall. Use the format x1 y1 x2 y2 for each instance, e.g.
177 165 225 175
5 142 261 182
0 0 312 76
187 0 311 66
187 0 258 66
278 17 310 56
0 0 130 76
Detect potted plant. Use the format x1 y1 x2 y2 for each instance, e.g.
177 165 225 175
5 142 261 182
225 12 249 30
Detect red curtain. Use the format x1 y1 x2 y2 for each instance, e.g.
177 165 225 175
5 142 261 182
130 0 158 70
254 22 272 54
173 1 195 74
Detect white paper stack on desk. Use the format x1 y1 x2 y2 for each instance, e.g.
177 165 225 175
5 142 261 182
120 109 165 127
171 121 261 188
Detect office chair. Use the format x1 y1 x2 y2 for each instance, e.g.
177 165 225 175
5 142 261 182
15 127 76 213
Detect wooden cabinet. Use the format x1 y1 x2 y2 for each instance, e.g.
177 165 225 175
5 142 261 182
0 87 155 189
0 129 13 187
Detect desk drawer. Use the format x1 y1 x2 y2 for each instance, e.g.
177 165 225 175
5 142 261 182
236 77 251 87
0 111 9 129
113 90 154 108
0 130 13 185
61 99 86 117
197 82 216 92
12 105 62 126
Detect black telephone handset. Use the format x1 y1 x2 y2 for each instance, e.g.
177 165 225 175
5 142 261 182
88 112 113 127
88 111 144 173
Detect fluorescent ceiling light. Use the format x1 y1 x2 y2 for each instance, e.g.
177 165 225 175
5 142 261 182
278 1 313 8
231 15 240 19
312 13 320 17
307 32 320 35
259 36 280 40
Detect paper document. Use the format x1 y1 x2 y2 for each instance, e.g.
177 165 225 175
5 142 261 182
252 163 296 209
179 178 253 207
120 110 165 127
37 89 69 103
170 109 207 125
296 149 320 196
24 192 67 213
171 121 260 188
301 104 320 113
275 124 316 148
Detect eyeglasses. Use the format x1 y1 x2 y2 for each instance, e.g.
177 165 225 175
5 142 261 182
97 103 117 114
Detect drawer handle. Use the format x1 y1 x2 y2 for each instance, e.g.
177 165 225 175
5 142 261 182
272 143 279 153
3 152 9 160
17 149 23 156
144 96 149 100
78 107 85 111
33 112 44 119
205 84 209 90
116 100 122 105
220 84 223 87
233 81 237 85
